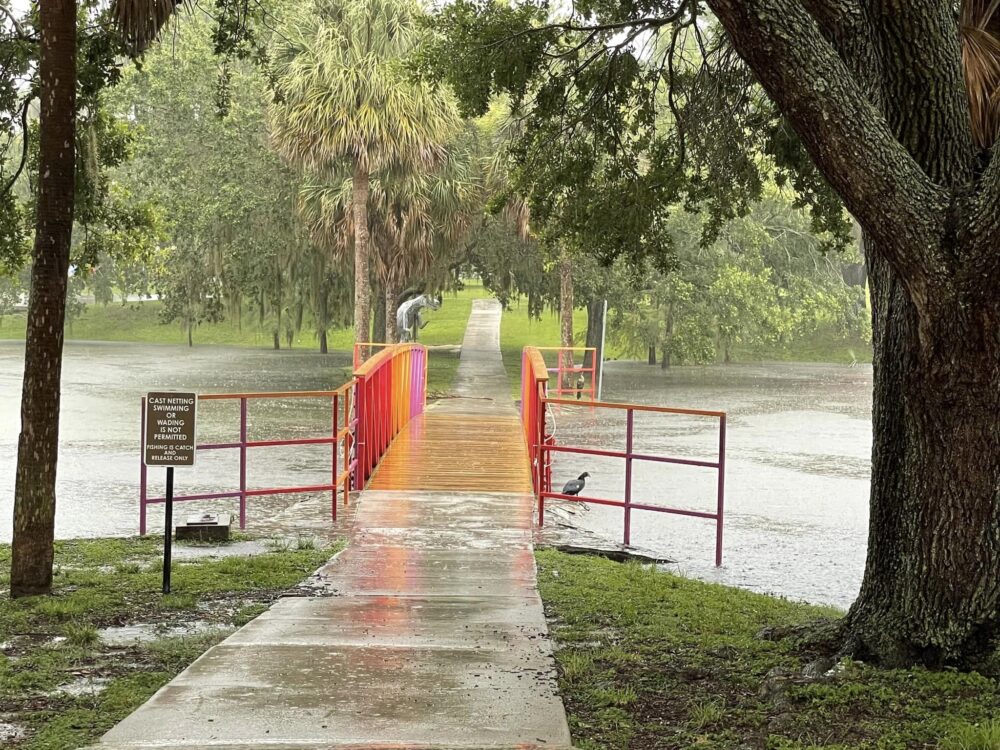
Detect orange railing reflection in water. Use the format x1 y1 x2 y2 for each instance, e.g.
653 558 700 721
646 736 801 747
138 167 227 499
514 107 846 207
520 345 727 566
138 344 427 534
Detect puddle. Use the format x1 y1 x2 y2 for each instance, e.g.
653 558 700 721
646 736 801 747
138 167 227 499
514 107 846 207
0 721 24 742
50 676 111 698
99 621 231 646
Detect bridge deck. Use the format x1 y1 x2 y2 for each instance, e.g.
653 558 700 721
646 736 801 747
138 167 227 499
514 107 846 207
98 299 572 750
368 412 532 493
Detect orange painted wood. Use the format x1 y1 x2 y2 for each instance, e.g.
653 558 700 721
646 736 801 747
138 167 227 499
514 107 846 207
367 412 532 493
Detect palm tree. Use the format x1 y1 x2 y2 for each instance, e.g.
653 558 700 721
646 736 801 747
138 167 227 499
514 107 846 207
297 126 481 342
268 0 459 344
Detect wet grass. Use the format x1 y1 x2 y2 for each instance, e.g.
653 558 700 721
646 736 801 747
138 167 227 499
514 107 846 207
0 536 335 750
536 550 1000 749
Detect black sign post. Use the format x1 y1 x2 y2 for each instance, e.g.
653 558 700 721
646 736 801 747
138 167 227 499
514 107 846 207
143 392 198 595
163 467 174 593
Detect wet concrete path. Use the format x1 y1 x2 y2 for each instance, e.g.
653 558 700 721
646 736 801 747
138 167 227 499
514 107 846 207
97 299 574 749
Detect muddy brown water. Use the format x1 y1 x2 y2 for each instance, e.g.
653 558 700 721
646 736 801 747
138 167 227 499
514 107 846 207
1 342 871 609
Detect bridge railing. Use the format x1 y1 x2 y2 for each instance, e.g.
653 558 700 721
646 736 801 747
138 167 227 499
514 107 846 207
520 346 727 566
353 343 428 489
139 385 356 536
353 341 393 370
532 346 596 400
139 343 427 533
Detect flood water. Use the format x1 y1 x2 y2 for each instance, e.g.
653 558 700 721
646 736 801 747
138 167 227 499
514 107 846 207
1 341 872 609
548 360 871 610
0 341 354 543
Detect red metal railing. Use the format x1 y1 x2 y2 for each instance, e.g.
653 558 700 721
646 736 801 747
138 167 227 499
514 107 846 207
354 341 393 370
352 343 427 489
139 343 428 534
139 385 355 535
533 346 596 400
520 346 727 566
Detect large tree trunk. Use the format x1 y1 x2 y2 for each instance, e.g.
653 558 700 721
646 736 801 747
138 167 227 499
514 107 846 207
708 0 1000 667
384 277 401 343
559 248 573 390
371 277 386 344
352 161 371 346
838 233 1000 668
10 0 77 598
584 298 604 370
319 330 328 354
647 346 656 366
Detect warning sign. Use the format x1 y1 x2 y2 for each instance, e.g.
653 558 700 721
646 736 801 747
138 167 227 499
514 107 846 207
144 392 198 467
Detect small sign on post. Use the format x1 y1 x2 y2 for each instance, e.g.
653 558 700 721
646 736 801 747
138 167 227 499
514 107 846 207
143 392 198 594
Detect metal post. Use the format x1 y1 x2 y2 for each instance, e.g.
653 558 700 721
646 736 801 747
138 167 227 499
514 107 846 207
597 299 608 401
716 415 727 567
344 388 352 505
140 397 147 536
239 397 248 530
537 387 546 527
332 393 339 521
162 467 174 594
624 408 634 547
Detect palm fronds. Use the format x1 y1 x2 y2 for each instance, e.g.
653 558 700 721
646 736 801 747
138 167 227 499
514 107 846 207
111 0 188 55
961 0 1000 148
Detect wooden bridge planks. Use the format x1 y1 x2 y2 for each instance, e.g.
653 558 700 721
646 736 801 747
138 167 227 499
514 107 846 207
367 411 532 493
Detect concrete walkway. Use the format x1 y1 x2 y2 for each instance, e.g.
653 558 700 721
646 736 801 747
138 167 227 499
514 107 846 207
98 299 573 750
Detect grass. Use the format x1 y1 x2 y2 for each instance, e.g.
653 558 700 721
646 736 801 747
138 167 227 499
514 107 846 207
733 327 873 365
0 283 873 401
0 536 335 750
536 550 1000 750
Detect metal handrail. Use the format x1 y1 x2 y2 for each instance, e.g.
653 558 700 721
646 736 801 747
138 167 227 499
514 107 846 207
521 345 727 566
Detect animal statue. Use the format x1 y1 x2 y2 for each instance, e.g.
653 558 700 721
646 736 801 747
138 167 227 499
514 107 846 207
396 294 442 342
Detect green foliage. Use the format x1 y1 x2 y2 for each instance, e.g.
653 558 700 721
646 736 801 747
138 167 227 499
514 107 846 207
423 0 852 278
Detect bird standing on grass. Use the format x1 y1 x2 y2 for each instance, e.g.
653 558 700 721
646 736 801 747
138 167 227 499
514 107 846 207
561 472 590 496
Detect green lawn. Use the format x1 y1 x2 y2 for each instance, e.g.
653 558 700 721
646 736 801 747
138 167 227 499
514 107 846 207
537 550 1000 750
0 536 335 750
0 284 872 401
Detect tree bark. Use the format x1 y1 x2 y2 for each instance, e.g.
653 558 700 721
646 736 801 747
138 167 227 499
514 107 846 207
708 0 1000 667
371 277 386 344
384 277 401 343
584 298 604 370
844 240 1000 667
647 345 656 365
272 331 280 350
559 248 574 389
352 161 371 346
319 330 328 354
10 0 76 598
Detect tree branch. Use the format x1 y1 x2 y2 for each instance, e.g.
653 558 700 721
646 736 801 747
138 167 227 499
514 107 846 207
865 0 976 186
705 0 951 306
964 145 1000 288
2 95 32 194
0 3 35 40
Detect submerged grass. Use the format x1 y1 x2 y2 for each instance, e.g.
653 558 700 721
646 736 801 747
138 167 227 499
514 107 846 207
0 536 334 750
536 550 1000 749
